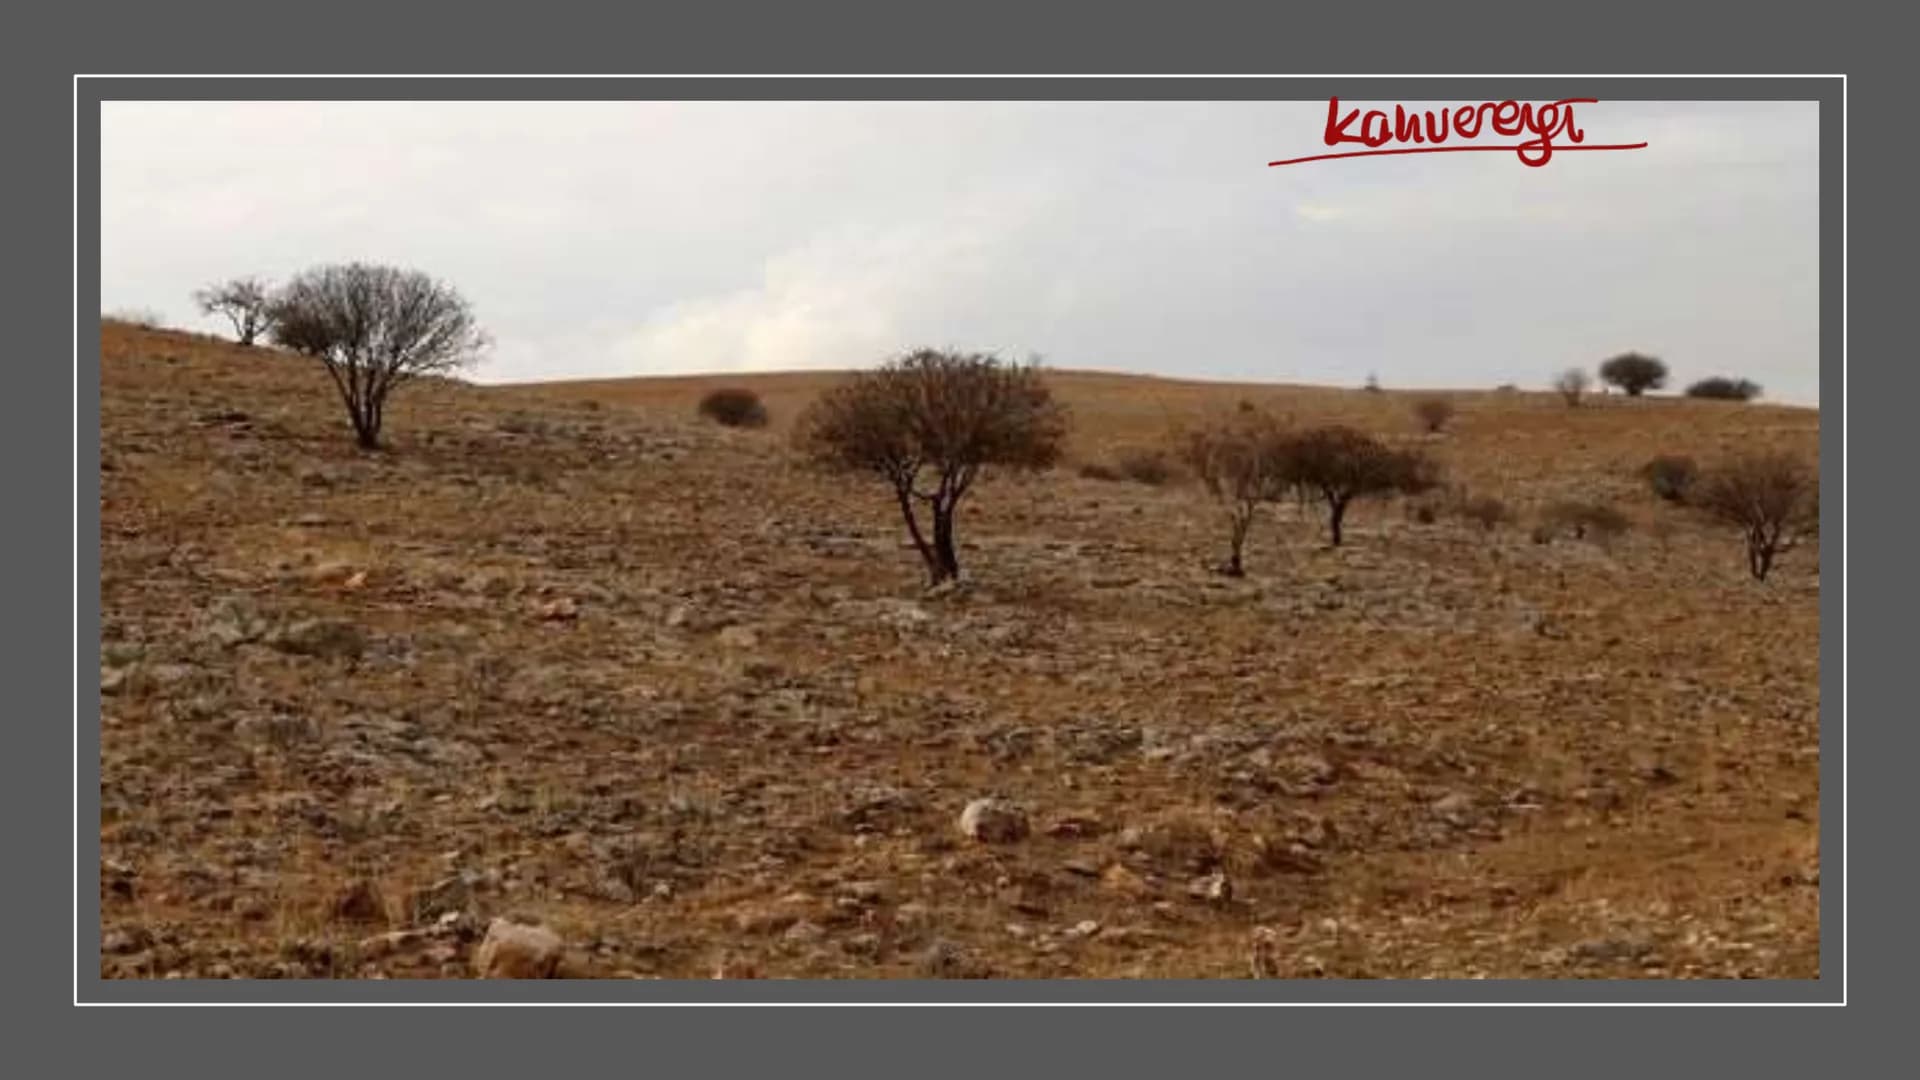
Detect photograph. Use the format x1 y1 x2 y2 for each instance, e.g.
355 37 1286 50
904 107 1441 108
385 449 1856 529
94 93 1822 985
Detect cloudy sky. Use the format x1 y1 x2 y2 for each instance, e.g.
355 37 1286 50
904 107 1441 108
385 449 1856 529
100 99 1820 403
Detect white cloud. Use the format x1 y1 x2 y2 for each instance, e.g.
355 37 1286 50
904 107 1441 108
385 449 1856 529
101 100 1822 403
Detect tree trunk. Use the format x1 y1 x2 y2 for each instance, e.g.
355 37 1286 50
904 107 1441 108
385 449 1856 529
1750 532 1775 581
1224 504 1252 576
931 500 961 582
1328 495 1349 546
895 487 941 583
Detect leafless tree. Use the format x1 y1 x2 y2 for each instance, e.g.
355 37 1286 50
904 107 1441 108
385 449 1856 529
1279 425 1439 546
1554 367 1591 407
269 263 488 449
796 349 1067 586
192 276 276 346
1694 452 1816 580
1180 408 1291 576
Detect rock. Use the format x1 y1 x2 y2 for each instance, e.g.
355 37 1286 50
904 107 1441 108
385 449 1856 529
958 798 1030 843
271 618 367 660
716 625 760 649
1432 791 1477 826
205 595 270 647
535 597 579 622
1249 926 1281 978
101 665 132 696
474 918 564 978
102 926 151 955
918 939 976 978
1101 863 1153 898
782 920 826 944
1188 870 1232 904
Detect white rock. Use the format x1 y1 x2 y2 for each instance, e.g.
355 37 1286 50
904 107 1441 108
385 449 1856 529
473 918 563 979
958 798 1030 843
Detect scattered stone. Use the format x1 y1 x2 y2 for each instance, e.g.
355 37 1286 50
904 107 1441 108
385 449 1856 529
1188 870 1232 904
102 926 151 955
1432 792 1477 827
270 618 367 659
474 918 564 979
535 597 579 622
958 798 1030 843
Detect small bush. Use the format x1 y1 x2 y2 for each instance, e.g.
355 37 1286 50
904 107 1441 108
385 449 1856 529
1413 397 1457 433
1181 407 1291 575
698 388 769 428
1459 494 1514 531
1113 447 1176 485
105 308 166 329
1279 425 1440 546
1694 452 1815 580
1685 376 1762 402
1554 367 1591 407
1539 500 1631 543
1079 462 1123 482
1640 454 1698 503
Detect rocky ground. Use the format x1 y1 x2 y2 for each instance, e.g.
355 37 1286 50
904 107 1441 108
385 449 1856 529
97 323 1821 980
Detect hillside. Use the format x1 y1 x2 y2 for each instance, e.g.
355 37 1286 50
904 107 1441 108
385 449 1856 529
97 322 1820 980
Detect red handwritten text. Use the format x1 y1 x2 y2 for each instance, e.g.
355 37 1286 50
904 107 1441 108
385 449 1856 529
1269 98 1647 168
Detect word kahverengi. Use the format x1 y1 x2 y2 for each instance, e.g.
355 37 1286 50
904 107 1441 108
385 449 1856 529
1295 97 1628 168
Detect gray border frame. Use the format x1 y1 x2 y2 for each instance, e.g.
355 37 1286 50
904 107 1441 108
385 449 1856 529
71 76 1841 1007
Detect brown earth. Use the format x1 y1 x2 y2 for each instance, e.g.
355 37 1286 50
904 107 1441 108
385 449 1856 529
97 322 1820 980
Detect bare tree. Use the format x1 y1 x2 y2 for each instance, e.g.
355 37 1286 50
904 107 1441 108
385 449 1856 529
193 276 276 346
1554 367 1591 407
269 263 488 449
1180 408 1290 576
1694 452 1816 580
1598 352 1669 397
796 349 1067 586
1279 425 1439 546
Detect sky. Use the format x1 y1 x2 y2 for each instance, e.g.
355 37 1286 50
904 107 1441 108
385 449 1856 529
100 99 1821 404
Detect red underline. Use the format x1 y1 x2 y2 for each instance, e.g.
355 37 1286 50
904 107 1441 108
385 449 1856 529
1268 143 1649 167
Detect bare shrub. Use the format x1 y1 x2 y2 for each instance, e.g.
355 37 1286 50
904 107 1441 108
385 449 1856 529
105 308 165 329
1554 367 1591 407
193 276 276 346
1640 454 1698 503
1412 397 1457 433
1078 462 1123 482
1279 425 1440 547
1685 376 1763 402
270 263 488 449
795 349 1067 586
1539 500 1632 544
1598 352 1669 397
1458 494 1514 531
1694 452 1816 580
697 388 769 428
1180 408 1291 576
1114 447 1177 485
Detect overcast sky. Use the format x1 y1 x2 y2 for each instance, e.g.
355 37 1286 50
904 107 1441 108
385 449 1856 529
101 99 1820 404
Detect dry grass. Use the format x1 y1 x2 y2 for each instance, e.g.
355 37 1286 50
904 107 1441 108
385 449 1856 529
98 323 1819 979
